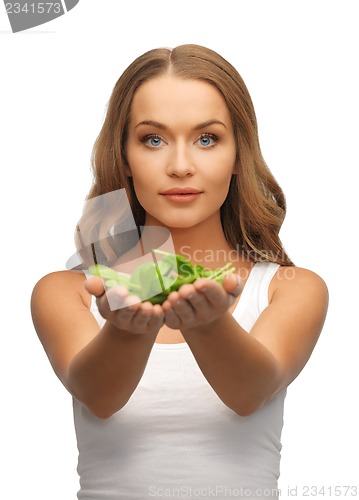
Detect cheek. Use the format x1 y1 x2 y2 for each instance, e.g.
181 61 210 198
125 138 147 176
127 147 165 181
208 152 236 184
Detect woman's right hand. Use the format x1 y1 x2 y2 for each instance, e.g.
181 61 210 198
84 277 165 335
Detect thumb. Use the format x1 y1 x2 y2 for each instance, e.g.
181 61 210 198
83 276 105 297
222 272 243 297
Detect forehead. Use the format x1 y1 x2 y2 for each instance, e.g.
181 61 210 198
129 76 232 126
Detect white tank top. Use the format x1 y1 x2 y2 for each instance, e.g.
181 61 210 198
74 262 285 500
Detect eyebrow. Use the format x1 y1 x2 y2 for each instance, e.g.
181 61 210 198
134 119 227 130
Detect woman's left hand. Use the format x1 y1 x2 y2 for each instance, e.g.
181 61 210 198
161 273 243 330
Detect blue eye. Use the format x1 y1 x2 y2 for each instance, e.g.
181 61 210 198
197 134 218 148
199 136 211 146
149 136 162 147
140 134 164 148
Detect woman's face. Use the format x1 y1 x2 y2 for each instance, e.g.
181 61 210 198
125 75 237 230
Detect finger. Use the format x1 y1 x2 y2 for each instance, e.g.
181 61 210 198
131 303 154 329
172 297 196 322
184 292 209 316
161 301 184 329
222 273 243 297
177 281 218 318
165 288 197 325
163 290 182 304
105 285 134 311
193 278 232 308
96 289 135 321
164 307 181 329
109 297 143 329
147 304 165 330
176 283 209 313
84 276 105 297
176 283 198 299
130 301 165 331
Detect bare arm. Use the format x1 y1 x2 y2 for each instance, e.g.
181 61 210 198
162 267 329 416
31 271 164 419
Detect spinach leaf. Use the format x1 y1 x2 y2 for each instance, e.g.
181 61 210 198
87 250 235 305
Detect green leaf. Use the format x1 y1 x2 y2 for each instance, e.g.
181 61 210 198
105 279 121 288
146 293 168 305
88 264 121 282
161 275 178 290
177 258 194 278
167 275 196 292
88 264 132 289
129 261 163 301
194 264 207 278
87 253 236 305
156 254 177 276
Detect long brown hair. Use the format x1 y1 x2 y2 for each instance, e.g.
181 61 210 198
75 44 293 267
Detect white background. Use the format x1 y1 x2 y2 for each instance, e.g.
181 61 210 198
1 1 358 498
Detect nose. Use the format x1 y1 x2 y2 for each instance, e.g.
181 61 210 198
166 142 196 177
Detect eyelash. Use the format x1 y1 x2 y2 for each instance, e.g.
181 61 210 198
140 134 164 148
140 133 220 149
198 133 219 149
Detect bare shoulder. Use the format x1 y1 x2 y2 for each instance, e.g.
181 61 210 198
266 265 329 348
31 269 92 310
269 265 329 307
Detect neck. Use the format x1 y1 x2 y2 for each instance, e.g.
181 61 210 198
142 214 241 270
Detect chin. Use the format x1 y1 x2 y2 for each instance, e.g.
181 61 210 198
156 220 196 230
144 210 219 231
145 212 194 228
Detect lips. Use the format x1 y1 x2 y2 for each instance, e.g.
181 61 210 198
160 187 203 203
160 187 202 195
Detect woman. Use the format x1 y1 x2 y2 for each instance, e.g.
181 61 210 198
31 45 328 499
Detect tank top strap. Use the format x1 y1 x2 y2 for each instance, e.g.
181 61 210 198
233 262 280 332
257 262 281 313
